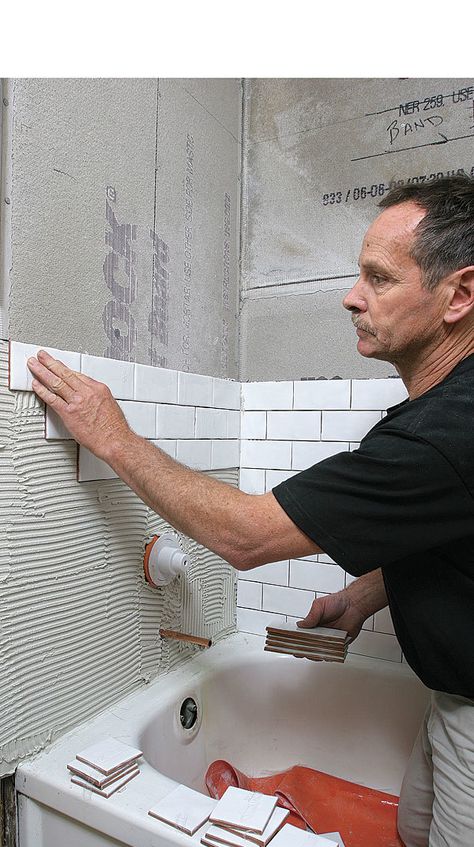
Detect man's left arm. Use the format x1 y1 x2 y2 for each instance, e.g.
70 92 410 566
27 351 320 569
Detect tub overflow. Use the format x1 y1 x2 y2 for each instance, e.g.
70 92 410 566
180 697 198 730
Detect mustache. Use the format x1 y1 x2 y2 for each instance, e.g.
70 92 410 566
351 315 377 337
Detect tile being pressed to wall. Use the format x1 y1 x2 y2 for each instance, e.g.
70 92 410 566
134 363 178 404
81 354 134 400
9 341 81 391
45 407 73 440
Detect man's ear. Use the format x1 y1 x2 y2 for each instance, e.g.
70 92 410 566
444 267 474 324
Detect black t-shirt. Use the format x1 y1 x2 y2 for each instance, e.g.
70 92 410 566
272 355 474 698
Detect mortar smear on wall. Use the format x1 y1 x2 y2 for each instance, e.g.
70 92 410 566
0 341 236 776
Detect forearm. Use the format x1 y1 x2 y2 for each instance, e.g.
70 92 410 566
344 568 388 617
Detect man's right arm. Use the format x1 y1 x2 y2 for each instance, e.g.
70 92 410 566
297 568 388 640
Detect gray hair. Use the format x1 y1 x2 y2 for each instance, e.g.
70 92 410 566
379 174 474 291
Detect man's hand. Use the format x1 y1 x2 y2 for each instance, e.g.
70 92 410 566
297 589 366 641
297 569 389 642
27 350 131 459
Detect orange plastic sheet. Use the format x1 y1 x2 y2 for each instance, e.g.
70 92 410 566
205 760 404 847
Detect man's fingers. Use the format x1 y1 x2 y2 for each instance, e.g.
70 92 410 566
28 351 84 401
31 378 69 413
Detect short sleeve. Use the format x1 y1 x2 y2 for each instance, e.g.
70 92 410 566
272 427 474 575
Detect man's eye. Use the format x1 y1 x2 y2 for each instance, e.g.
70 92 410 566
371 275 386 286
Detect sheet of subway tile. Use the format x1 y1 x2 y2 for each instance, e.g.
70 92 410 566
67 759 138 788
262 584 315 618
237 579 262 610
351 377 407 410
213 377 240 410
76 738 142 774
321 410 381 441
45 407 73 440
211 440 240 469
134 363 178 404
293 380 351 410
239 468 265 494
71 768 139 797
9 341 81 391
148 784 217 835
78 447 118 482
242 381 293 411
210 786 277 833
206 806 290 847
178 371 214 407
241 411 266 440
176 440 212 470
292 441 349 470
151 440 178 460
267 411 321 441
117 400 156 438
240 440 292 470
237 607 286 636
156 404 195 439
81 354 134 400
195 408 228 439
238 560 289 587
289 561 345 594
226 410 240 438
348 630 402 662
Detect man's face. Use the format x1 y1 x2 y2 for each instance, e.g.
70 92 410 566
343 201 451 364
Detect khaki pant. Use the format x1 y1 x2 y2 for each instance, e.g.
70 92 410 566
398 691 474 846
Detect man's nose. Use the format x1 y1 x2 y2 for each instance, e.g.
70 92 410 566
343 278 366 313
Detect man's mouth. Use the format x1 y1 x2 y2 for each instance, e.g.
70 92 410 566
352 318 376 338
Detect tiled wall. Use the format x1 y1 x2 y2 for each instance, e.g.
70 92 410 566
238 377 409 663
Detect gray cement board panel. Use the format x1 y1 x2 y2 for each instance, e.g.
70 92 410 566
240 291 397 381
242 78 474 289
177 79 242 141
153 79 240 378
8 78 157 360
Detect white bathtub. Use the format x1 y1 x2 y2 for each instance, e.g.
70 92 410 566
16 632 429 847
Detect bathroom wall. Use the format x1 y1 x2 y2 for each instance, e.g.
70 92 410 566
237 375 408 663
240 77 474 380
0 78 242 778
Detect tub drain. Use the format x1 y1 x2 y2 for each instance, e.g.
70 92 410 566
180 697 198 729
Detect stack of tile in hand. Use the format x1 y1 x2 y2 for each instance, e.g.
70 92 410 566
264 622 349 663
67 738 142 798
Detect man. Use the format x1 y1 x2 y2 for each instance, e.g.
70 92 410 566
28 175 474 846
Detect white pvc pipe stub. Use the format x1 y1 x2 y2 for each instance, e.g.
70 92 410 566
143 532 189 587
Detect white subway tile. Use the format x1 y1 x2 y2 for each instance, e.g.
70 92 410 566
239 560 289 586
226 410 241 439
211 440 240 469
178 371 214 407
362 615 375 632
294 380 351 410
10 341 81 391
322 410 381 441
240 440 292 470
237 607 286 636
239 468 265 494
176 440 212 470
195 408 228 439
348 630 402 662
267 411 321 441
117 400 156 438
292 441 349 470
290 560 345 593
45 408 73 440
345 573 358 587
237 580 262 610
134 363 178 404
349 442 360 451
156 404 195 439
262 584 315 618
265 469 298 489
374 606 396 635
242 381 293 411
241 411 266 440
81 354 134 399
78 447 118 482
318 553 337 564
212 378 240 410
351 378 407 410
151 440 177 460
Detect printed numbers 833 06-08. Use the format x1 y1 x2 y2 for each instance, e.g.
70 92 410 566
322 184 387 205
